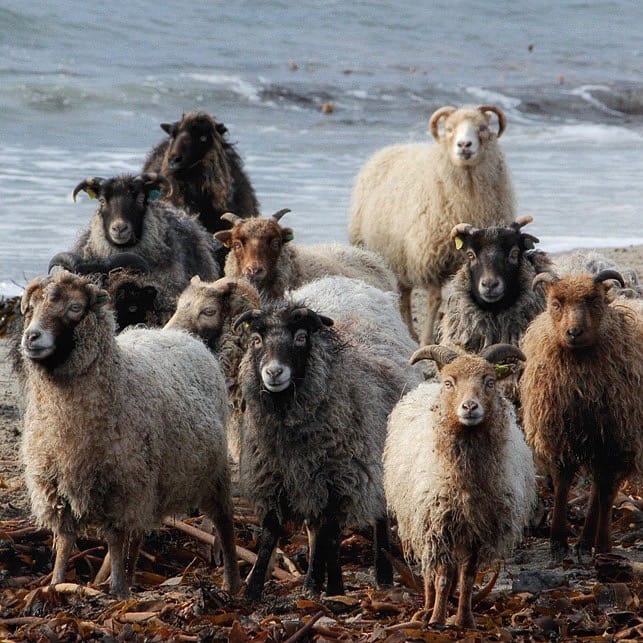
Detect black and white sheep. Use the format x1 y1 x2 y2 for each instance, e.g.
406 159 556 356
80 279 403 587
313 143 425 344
384 344 536 628
71 172 220 312
143 110 259 234
349 104 516 344
19 270 240 597
520 270 643 558
438 216 551 352
233 301 419 600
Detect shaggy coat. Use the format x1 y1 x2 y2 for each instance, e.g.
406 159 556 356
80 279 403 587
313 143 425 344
144 111 259 233
349 104 515 344
20 271 239 596
520 274 643 555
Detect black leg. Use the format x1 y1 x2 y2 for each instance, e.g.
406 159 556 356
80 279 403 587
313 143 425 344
374 516 393 587
246 510 281 601
304 522 327 595
324 516 344 596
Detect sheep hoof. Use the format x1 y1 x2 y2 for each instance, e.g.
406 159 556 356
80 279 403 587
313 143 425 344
549 540 569 563
575 541 594 563
110 585 131 600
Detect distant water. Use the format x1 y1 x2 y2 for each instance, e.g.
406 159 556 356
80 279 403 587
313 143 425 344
2 1 643 295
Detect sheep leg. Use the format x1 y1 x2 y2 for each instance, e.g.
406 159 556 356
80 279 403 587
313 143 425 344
125 531 142 586
374 516 393 587
398 282 419 341
430 563 456 625
304 522 328 595
107 530 129 598
455 552 479 629
594 472 622 554
324 516 344 596
550 466 575 561
421 284 442 346
576 482 600 557
209 497 242 595
423 571 436 612
51 530 76 585
246 510 281 601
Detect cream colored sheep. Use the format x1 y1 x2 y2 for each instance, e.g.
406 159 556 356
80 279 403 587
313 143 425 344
349 104 516 343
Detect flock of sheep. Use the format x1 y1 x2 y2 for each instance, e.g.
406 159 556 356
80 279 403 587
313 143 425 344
10 105 643 628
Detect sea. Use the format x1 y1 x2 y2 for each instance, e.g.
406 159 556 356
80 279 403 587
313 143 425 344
1 0 642 295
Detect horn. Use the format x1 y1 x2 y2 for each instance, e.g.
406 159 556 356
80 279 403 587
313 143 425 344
478 105 507 137
271 208 291 223
136 172 172 197
450 223 478 240
106 252 150 274
532 271 560 290
288 307 334 329
220 212 244 226
429 106 456 140
21 276 51 315
479 343 526 365
594 270 625 288
232 309 262 332
48 252 80 274
513 215 533 229
72 177 105 202
409 345 459 367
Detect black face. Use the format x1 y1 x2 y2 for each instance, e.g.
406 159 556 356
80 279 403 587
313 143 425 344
113 284 157 330
165 115 217 172
98 178 148 247
463 229 525 311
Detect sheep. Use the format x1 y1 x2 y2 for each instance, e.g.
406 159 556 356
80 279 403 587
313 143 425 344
233 300 419 600
520 270 643 559
165 276 261 461
438 216 551 353
384 344 536 628
71 172 220 311
349 104 516 344
19 270 240 597
143 110 259 234
215 209 397 299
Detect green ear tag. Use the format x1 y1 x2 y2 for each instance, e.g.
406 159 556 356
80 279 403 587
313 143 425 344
494 363 513 379
95 293 109 305
148 189 161 201
454 236 463 250
86 188 98 200
283 231 294 242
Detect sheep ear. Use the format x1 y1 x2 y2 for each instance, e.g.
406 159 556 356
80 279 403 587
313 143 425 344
88 285 110 309
521 233 539 250
190 275 202 285
288 307 333 330
450 223 476 250
281 228 294 243
72 177 105 202
494 363 516 380
214 231 233 247
161 121 178 136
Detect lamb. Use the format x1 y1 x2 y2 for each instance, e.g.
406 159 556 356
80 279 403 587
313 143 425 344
143 110 259 234
384 344 536 628
19 270 240 597
349 104 516 344
71 172 220 311
233 300 419 600
216 209 397 299
520 270 643 559
438 216 551 353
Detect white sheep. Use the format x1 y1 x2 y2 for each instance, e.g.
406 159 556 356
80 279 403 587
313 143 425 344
19 270 240 597
384 344 536 628
349 104 516 344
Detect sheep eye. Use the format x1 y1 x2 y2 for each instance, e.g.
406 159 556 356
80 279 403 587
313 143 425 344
252 334 263 347
466 250 476 262
509 247 520 263
98 197 106 206
201 307 217 317
128 305 138 313
293 329 308 346
233 241 243 251
550 299 561 310
199 135 208 143
269 238 281 250
479 124 488 132
485 378 495 389
68 302 84 314
443 378 454 390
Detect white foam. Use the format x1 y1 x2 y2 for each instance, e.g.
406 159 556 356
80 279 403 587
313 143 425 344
569 85 623 117
539 235 643 254
186 72 261 103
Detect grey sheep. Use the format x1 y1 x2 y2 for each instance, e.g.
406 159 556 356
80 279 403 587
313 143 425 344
19 270 240 597
234 301 417 600
384 344 536 628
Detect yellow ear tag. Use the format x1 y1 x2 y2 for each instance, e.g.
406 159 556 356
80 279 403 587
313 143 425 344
454 236 463 250
86 188 98 200
494 363 513 379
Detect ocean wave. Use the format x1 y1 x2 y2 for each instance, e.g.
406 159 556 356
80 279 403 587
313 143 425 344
185 72 262 103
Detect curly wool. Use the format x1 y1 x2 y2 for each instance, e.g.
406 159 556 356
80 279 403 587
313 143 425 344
384 381 535 569
238 306 409 528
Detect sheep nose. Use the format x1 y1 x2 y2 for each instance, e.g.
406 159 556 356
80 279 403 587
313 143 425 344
265 365 283 379
245 265 265 279
567 327 583 338
25 329 41 343
461 399 479 413
111 221 129 235
481 278 500 291
457 139 473 149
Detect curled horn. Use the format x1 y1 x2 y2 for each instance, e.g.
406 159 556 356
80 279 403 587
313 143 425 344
271 208 291 223
220 211 244 226
532 271 560 290
479 343 526 365
72 177 105 202
594 270 625 288
136 172 172 197
409 344 459 368
48 252 81 274
232 309 263 332
478 105 507 138
289 306 334 328
429 105 456 140
450 222 478 240
512 215 534 230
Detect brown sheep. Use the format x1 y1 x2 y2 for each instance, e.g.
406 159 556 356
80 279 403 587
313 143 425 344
520 270 643 559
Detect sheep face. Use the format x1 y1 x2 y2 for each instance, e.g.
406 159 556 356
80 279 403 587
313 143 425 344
111 280 157 331
73 174 171 247
20 272 108 367
234 306 333 394
215 211 294 287
161 111 226 173
410 344 525 430
166 276 259 347
430 105 506 167
540 275 613 349
451 216 539 309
